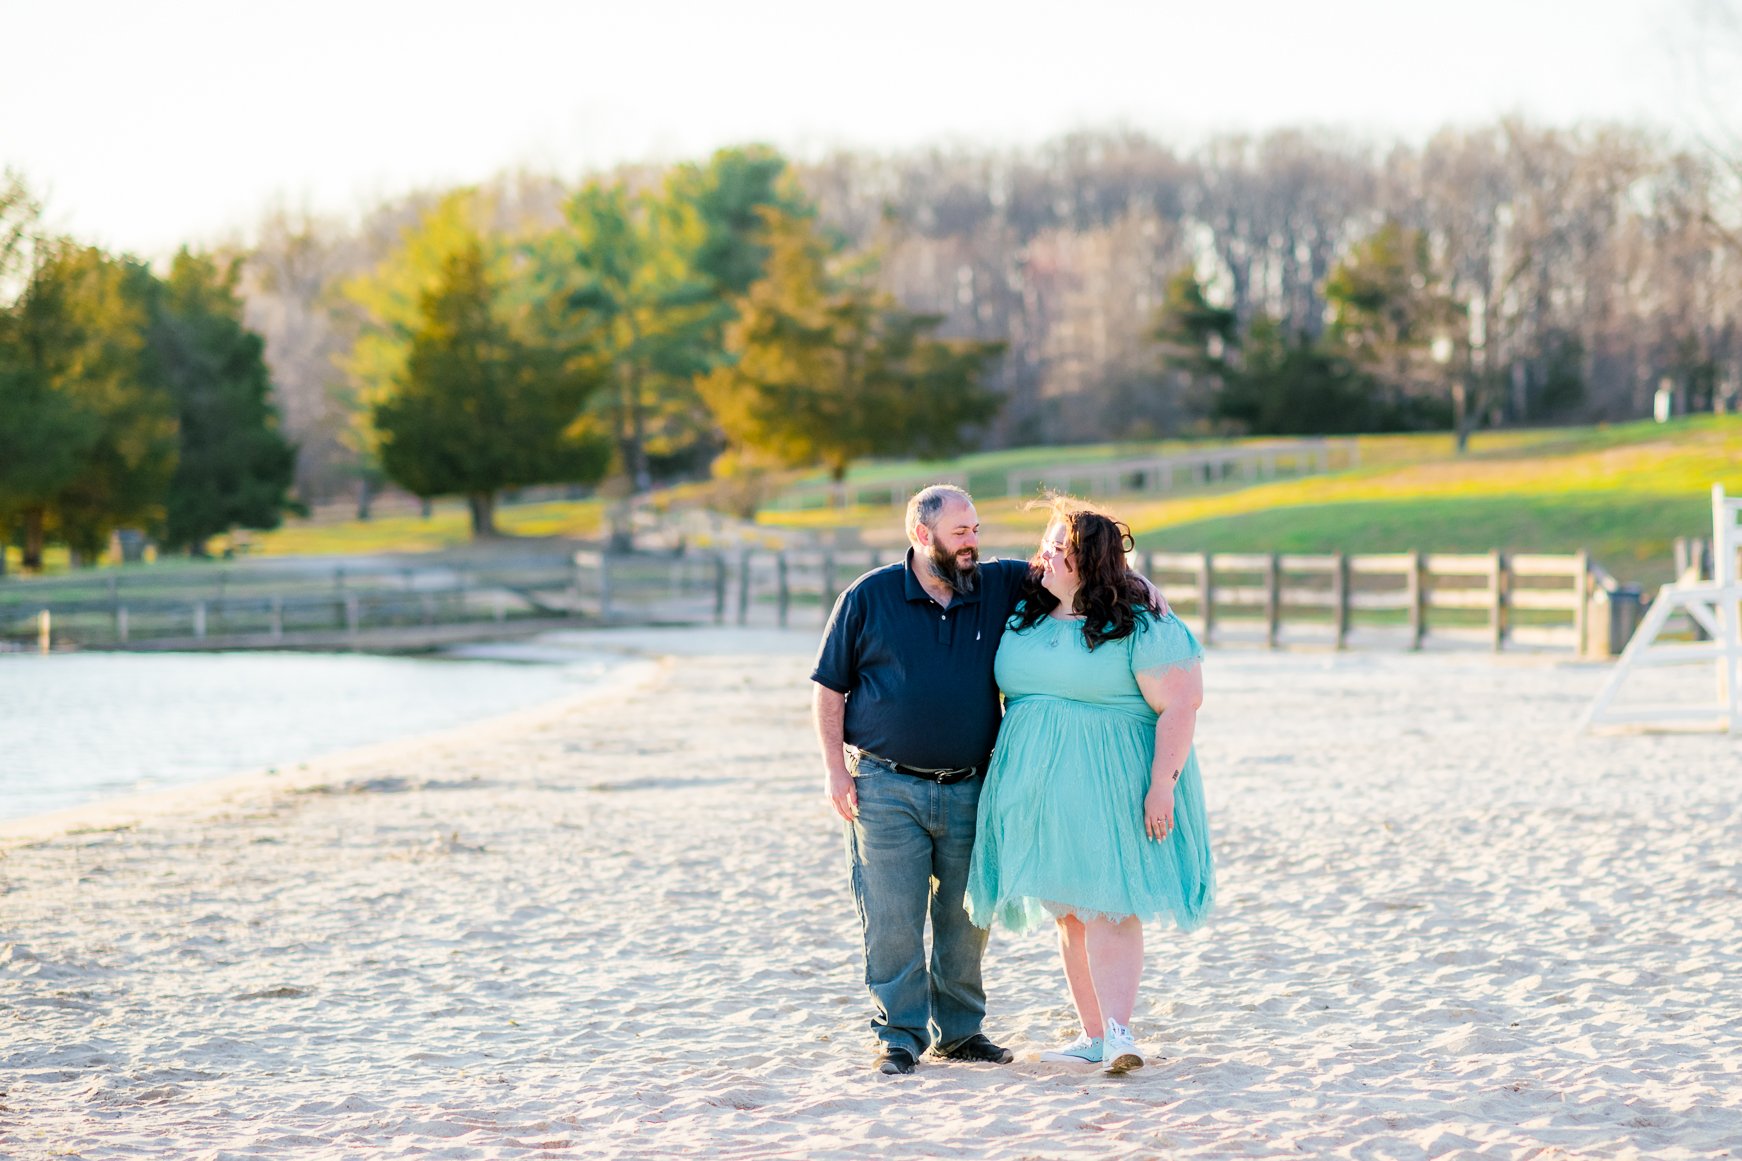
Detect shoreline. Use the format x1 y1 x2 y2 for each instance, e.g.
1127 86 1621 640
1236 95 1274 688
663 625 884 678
0 625 810 844
3 635 1739 1158
0 656 668 848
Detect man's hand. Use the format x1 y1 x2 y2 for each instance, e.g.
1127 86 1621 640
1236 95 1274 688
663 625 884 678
826 764 858 822
1138 573 1170 617
813 684 856 822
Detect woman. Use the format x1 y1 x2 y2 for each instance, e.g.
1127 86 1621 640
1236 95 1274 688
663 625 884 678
965 499 1214 1074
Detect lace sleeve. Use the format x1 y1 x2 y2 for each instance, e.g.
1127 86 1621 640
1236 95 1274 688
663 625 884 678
1128 612 1205 681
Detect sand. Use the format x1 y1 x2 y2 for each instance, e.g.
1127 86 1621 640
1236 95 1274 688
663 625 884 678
3 628 1740 1160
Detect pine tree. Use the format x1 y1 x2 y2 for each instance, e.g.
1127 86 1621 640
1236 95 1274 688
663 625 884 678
0 240 176 567
148 250 299 554
699 210 1003 494
374 240 608 537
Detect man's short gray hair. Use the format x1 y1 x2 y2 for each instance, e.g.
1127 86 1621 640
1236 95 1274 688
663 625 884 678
905 484 974 542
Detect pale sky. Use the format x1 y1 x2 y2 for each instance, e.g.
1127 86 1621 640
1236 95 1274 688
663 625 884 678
0 0 1720 260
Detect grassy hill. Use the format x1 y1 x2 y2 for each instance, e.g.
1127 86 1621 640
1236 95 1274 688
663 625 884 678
758 417 1740 585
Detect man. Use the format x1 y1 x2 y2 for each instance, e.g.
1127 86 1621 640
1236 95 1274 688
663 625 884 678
810 484 1031 1076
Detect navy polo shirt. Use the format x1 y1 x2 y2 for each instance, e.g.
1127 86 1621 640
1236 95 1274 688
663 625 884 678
811 550 1030 771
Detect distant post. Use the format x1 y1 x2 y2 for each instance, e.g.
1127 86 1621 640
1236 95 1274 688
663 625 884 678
1332 553 1350 650
1572 550 1590 655
1197 553 1215 645
737 551 753 626
37 610 50 655
1407 552 1425 651
820 550 838 611
776 552 791 628
1264 554 1281 650
1489 551 1507 652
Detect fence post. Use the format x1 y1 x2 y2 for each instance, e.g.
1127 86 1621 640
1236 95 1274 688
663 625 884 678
270 595 284 640
1490 550 1507 652
1197 552 1215 645
193 601 207 640
713 553 728 624
1333 553 1351 650
1408 552 1425 651
821 550 838 612
1265 553 1281 650
37 609 50 655
737 551 753 626
777 552 790 628
116 606 129 645
1572 550 1590 656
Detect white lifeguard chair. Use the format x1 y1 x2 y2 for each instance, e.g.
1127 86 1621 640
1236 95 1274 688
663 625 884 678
1580 485 1742 733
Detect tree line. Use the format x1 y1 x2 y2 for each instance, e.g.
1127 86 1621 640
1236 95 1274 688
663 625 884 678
6 117 1739 563
245 120 1740 515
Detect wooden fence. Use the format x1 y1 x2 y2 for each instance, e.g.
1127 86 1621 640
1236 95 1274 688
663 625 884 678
0 558 586 651
580 546 1606 655
5 546 1615 655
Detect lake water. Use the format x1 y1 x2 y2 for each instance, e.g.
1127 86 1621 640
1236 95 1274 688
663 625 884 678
0 645 626 821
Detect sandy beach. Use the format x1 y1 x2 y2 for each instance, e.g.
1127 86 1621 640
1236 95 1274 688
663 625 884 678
3 627 1740 1160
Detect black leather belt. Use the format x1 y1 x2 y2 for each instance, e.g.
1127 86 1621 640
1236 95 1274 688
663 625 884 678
856 749 979 785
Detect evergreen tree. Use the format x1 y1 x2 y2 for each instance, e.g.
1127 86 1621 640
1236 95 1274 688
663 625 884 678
526 181 715 493
673 146 807 302
699 210 1003 493
1324 222 1466 441
0 240 176 568
148 250 299 554
341 189 510 514
374 240 608 537
1153 267 1238 383
1211 317 1383 435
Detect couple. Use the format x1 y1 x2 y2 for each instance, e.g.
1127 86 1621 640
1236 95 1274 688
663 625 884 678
811 484 1215 1077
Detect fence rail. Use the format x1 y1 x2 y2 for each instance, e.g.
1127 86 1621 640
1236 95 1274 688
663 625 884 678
4 546 1624 656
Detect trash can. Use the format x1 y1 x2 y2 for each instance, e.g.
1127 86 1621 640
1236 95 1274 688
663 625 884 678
1587 584 1645 657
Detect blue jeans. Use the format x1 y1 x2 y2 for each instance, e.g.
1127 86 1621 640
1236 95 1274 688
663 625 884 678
844 754 990 1058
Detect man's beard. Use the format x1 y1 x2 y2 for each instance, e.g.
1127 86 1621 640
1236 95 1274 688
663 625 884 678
927 542 980 595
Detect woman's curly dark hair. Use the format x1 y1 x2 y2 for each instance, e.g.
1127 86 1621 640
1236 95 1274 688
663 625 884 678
1010 498 1159 649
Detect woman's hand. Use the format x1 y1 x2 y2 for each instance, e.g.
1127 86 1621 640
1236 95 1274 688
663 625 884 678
1143 780 1177 842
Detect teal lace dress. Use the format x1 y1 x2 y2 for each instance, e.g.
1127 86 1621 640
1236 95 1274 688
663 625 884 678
966 608 1215 934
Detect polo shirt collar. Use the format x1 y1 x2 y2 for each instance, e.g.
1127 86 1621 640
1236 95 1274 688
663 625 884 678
904 547 983 606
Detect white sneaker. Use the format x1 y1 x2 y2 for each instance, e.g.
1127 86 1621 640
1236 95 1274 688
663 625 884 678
1038 1032 1102 1065
1101 1019 1144 1075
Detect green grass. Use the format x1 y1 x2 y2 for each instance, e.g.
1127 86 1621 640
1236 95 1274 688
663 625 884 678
759 417 1741 586
244 497 605 558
